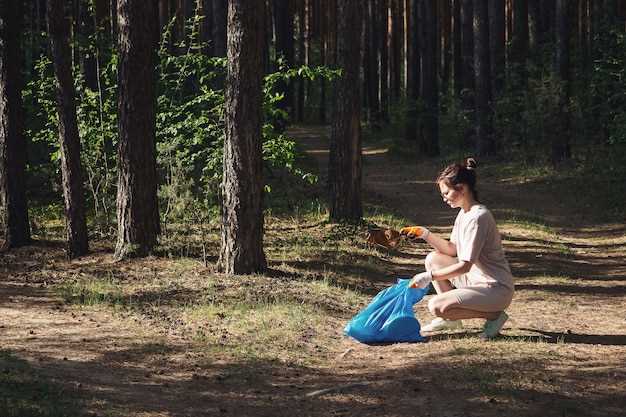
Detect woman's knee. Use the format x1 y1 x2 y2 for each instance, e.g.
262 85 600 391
425 251 454 271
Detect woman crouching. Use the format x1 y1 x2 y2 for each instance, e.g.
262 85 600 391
401 158 514 339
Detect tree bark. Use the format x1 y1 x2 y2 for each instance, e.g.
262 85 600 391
212 0 227 57
527 0 540 50
511 0 528 89
218 0 267 274
329 0 362 223
80 0 98 91
319 0 327 123
440 0 452 94
474 0 494 156
404 0 419 142
452 0 462 96
274 0 295 115
390 0 403 100
158 0 169 33
540 0 555 43
419 0 439 156
110 0 118 41
605 0 617 26
366 0 381 128
379 0 389 122
197 0 213 54
174 0 185 48
115 0 160 260
506 0 513 45
489 0 505 98
47 0 89 258
579 0 589 85
460 0 474 100
0 0 31 249
553 0 571 164
295 0 305 121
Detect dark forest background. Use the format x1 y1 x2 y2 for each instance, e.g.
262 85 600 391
2 0 626 265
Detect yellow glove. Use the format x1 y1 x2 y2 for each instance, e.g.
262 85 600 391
400 226 430 240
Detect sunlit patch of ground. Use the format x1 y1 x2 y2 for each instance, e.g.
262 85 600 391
1 126 625 416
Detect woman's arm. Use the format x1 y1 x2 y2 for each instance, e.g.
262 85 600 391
423 232 457 257
410 260 471 288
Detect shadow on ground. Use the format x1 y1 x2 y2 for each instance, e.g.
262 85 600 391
3 339 625 417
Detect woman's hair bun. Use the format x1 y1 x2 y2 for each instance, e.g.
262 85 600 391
465 157 478 170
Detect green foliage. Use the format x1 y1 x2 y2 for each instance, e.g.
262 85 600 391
439 92 472 156
24 48 119 235
155 20 336 228
24 16 336 236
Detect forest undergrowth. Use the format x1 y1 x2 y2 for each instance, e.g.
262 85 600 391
1 126 626 417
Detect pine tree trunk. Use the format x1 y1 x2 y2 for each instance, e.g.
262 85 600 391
327 0 338 66
506 0 513 45
461 0 474 101
329 0 362 223
474 0 494 156
440 0 452 95
264 0 272 74
110 0 118 40
47 0 89 258
80 0 98 91
174 0 185 49
489 0 505 98
212 0 227 57
528 0 540 51
158 0 169 35
453 0 462 96
0 0 31 249
72 0 80 69
460 0 474 146
198 0 213 55
579 0 589 85
218 0 267 274
553 0 570 164
304 0 312 107
419 0 439 156
511 0 528 89
367 0 381 128
540 0 555 43
404 0 419 142
379 0 389 123
115 0 160 260
274 0 295 116
296 0 306 121
390 0 403 100
319 1 327 123
605 0 617 25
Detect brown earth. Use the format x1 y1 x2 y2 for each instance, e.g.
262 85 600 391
1 126 625 417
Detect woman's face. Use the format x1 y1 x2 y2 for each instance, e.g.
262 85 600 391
438 181 464 208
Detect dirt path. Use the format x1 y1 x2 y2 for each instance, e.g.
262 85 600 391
2 126 626 417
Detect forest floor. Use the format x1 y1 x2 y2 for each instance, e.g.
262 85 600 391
1 126 626 417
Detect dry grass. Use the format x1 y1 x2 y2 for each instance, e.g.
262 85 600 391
1 127 625 416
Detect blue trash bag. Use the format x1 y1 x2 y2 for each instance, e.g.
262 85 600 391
344 278 430 343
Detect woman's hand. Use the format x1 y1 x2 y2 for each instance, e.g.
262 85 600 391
400 226 430 240
409 271 433 289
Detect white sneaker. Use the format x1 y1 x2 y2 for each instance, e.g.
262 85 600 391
421 317 463 333
480 311 509 339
